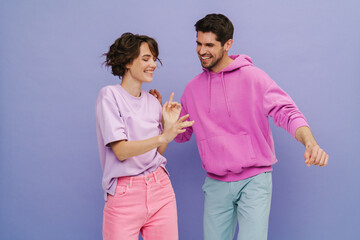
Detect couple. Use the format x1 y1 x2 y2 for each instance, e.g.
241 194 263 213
95 14 329 240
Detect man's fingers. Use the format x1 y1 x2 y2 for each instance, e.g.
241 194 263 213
315 148 328 166
308 146 320 166
323 154 329 166
314 148 323 166
149 89 158 98
309 153 316 165
154 89 161 96
304 149 311 166
305 146 317 166
319 152 327 166
320 152 329 167
304 145 329 167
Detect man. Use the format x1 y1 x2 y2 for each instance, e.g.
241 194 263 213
174 14 329 240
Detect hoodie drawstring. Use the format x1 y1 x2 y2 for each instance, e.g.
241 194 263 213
208 73 211 113
207 72 231 117
205 55 253 117
221 72 231 117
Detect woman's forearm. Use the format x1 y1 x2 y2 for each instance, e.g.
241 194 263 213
157 117 168 155
157 142 169 156
111 104 194 161
110 135 167 161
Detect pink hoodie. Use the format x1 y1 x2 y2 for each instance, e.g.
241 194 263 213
174 55 309 181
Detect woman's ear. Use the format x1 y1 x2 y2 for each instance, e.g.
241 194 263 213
125 61 133 70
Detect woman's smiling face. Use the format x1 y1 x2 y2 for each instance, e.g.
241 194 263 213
126 42 157 83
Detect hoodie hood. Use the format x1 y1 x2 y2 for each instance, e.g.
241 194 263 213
203 55 253 117
202 54 253 73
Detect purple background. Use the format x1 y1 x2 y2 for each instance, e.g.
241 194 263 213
1 0 359 239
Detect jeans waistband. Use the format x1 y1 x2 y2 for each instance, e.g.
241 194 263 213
117 167 167 186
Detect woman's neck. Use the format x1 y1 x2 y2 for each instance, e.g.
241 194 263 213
120 76 142 97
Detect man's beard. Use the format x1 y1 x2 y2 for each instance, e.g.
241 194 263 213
201 50 225 70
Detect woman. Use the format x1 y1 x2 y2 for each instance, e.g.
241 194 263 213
95 33 193 240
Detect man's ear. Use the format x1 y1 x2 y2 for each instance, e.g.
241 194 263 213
224 39 233 52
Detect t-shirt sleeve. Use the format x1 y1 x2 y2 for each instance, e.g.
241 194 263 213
96 87 128 147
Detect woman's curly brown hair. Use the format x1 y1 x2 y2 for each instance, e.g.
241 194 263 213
103 33 161 78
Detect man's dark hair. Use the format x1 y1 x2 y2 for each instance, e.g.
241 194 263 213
195 14 234 46
103 32 161 78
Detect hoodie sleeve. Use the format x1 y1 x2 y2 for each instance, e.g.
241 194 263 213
174 95 193 143
262 80 309 139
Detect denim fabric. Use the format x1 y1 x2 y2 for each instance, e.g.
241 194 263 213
103 167 178 240
203 172 272 240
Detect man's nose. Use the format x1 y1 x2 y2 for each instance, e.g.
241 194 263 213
198 46 207 55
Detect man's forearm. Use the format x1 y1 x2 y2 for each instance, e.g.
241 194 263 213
295 126 318 148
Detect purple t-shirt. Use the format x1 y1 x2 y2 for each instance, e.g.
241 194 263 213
95 84 167 200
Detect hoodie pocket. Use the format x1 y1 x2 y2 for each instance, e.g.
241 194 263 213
198 132 257 176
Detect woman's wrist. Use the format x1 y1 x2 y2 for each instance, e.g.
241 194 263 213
158 133 170 144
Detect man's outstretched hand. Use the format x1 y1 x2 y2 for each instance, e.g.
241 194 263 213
295 126 329 167
304 144 329 167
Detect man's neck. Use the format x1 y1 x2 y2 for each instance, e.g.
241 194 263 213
211 54 233 73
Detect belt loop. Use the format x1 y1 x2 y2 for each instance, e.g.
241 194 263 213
129 177 133 187
154 171 159 184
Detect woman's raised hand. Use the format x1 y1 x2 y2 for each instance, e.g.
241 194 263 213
161 92 194 143
162 92 181 124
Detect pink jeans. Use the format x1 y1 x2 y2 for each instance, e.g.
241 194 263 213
103 167 178 240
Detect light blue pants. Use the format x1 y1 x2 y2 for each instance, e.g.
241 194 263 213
202 172 272 240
